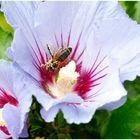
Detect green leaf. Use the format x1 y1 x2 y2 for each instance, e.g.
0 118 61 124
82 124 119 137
132 126 140 137
56 111 66 127
135 2 140 23
101 95 140 139
119 1 137 20
120 1 140 24
0 11 13 35
124 77 140 98
57 133 71 139
0 27 13 60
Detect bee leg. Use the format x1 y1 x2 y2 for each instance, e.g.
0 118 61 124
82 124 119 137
47 44 53 58
40 64 46 67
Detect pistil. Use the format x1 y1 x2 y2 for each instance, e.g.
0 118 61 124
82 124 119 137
49 61 79 98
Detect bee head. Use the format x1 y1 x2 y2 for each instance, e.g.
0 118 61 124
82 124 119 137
68 47 72 53
46 61 58 71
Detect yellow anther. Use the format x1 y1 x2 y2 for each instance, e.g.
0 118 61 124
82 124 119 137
0 109 6 127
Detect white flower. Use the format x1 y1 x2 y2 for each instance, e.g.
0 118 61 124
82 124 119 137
2 1 140 124
0 60 34 138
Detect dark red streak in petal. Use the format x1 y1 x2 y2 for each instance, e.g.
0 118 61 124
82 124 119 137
61 32 64 48
74 50 108 100
71 32 82 60
0 126 10 136
0 88 18 108
67 29 71 48
55 34 60 48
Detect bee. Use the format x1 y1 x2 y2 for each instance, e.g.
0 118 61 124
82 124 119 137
43 45 72 71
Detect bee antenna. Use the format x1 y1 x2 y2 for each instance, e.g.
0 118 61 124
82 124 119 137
47 44 53 58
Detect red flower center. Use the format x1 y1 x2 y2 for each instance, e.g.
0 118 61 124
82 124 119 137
31 31 108 100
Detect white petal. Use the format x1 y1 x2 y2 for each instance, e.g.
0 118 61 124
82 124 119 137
0 60 33 138
0 130 10 139
35 1 83 48
10 29 41 81
39 92 97 124
40 106 60 123
2 1 39 29
80 2 140 80
89 62 127 109
32 86 56 111
2 2 46 80
19 124 29 138
0 59 34 101
120 54 140 82
34 85 83 111
12 66 34 136
86 5 140 69
34 2 99 54
3 100 31 138
34 87 84 123
5 48 13 59
15 91 32 136
35 2 127 59
12 61 35 102
95 19 140 67
0 60 15 97
61 103 97 124
99 96 127 110
2 104 20 139
2 2 41 50
80 2 140 109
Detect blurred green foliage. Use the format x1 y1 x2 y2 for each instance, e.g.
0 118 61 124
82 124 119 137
120 1 140 24
0 11 13 34
0 27 12 59
1 1 140 139
0 11 13 60
120 1 137 20
101 94 140 138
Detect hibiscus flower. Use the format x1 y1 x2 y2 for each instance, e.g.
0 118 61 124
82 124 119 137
0 60 33 138
2 1 140 124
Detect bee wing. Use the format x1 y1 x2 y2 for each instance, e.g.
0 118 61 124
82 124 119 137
53 47 72 62
53 48 64 60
